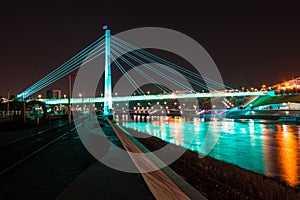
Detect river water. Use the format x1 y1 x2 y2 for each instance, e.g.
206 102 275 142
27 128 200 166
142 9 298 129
120 116 300 187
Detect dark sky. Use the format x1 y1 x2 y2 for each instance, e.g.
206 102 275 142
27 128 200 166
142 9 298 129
0 0 299 97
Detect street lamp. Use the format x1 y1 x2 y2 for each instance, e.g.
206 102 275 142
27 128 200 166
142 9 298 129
67 73 80 138
7 89 10 118
79 93 84 117
23 92 26 123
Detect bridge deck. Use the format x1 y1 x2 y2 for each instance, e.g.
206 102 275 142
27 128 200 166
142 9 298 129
40 92 267 105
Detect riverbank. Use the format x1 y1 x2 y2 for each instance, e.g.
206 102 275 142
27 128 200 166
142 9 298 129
122 126 300 199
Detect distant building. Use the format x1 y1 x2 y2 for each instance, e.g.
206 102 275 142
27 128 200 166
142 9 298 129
271 76 300 91
46 89 62 99
254 102 300 110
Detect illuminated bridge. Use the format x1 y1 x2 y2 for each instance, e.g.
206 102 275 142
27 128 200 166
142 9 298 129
41 91 267 105
17 26 271 116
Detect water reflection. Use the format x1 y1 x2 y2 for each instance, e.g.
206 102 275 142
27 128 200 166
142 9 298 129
277 125 299 186
121 116 300 187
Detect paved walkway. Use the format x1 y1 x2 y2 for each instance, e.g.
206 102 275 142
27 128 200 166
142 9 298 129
57 119 154 199
57 120 206 200
57 161 154 200
0 118 205 199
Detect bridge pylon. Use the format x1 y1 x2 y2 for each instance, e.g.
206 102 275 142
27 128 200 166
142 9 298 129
103 26 113 118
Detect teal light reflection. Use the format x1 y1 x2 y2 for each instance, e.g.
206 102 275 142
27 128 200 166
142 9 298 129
122 119 266 176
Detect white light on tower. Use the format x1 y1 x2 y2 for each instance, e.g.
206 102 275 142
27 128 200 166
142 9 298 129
103 25 108 30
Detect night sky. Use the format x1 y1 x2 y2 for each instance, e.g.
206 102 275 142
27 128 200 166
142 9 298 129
0 1 299 97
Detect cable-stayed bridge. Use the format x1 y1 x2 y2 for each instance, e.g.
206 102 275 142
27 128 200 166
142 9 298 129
16 27 270 117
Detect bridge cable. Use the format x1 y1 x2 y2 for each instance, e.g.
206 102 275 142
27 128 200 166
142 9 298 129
111 48 171 93
17 36 105 98
22 43 106 98
111 44 195 92
23 39 105 97
112 36 233 90
112 40 214 92
111 54 145 95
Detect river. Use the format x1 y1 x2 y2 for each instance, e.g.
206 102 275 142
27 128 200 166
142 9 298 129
119 115 300 187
